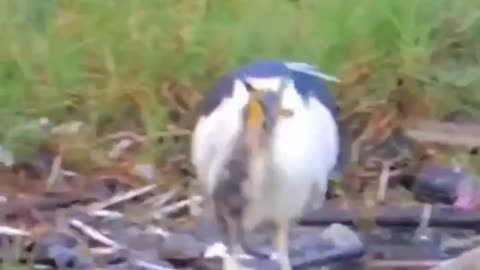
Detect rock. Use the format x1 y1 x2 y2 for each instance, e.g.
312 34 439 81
109 227 164 251
47 245 94 269
291 224 364 268
409 164 480 210
33 232 94 269
410 164 464 204
194 224 364 270
35 232 78 249
158 233 205 260
431 246 480 270
322 223 364 249
203 242 227 259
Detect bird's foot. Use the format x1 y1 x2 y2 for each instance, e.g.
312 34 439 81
413 204 433 242
279 258 292 270
223 254 242 270
414 225 433 242
268 252 292 270
276 222 293 270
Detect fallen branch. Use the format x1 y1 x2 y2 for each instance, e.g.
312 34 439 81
108 139 135 160
89 246 117 255
405 119 480 148
70 218 174 270
0 226 31 236
143 186 180 207
376 161 391 203
134 259 175 270
153 129 192 138
46 155 63 191
87 184 158 212
69 218 121 249
369 259 441 269
100 131 146 144
90 209 124 219
158 195 202 216
300 204 480 229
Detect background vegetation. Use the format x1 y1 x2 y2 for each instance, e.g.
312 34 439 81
1 0 480 167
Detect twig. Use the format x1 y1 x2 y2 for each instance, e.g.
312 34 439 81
90 209 124 219
134 259 175 270
406 120 480 148
31 264 52 270
144 225 170 238
61 169 78 178
151 129 192 138
158 195 202 216
87 184 158 212
369 259 442 268
69 219 121 249
376 161 391 203
143 186 180 207
46 155 63 190
300 204 480 228
0 226 31 237
100 128 191 144
108 139 135 159
100 131 147 144
406 129 480 148
89 246 117 255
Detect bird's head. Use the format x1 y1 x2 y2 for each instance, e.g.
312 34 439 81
241 78 292 151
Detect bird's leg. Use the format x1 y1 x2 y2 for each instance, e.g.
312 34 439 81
223 254 241 270
275 221 292 270
376 161 391 204
224 216 244 270
239 225 270 259
414 203 432 241
360 186 377 254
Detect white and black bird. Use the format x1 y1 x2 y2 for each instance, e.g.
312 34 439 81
191 60 348 270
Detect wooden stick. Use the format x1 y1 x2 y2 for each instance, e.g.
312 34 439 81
87 184 158 212
300 204 480 229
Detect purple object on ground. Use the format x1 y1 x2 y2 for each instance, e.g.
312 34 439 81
409 164 480 209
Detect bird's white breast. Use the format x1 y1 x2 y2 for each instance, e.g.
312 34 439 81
247 83 339 225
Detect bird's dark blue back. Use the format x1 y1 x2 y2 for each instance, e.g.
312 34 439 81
200 60 338 117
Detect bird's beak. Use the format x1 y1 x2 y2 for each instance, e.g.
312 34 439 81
246 91 280 133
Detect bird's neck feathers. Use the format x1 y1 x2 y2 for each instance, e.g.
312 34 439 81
245 97 265 131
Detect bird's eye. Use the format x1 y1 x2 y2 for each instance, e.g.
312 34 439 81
243 81 255 92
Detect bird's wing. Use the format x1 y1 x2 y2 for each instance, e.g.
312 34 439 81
284 62 340 83
191 78 248 194
285 63 346 179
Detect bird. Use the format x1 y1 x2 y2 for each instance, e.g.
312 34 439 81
190 60 346 270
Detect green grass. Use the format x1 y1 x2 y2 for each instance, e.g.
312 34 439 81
1 0 480 165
